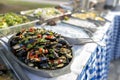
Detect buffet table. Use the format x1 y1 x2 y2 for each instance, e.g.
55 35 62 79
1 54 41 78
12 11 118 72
77 11 120 80
76 22 111 80
22 20 111 80
0 10 115 80
0 20 112 80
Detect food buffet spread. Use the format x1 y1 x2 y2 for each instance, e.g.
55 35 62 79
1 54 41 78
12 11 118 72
0 6 110 80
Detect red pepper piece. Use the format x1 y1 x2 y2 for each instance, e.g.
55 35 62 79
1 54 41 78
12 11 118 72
45 35 54 39
29 53 33 57
34 54 38 58
29 27 35 32
37 34 42 38
39 48 43 54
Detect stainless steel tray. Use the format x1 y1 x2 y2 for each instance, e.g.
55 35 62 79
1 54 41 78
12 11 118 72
71 12 109 26
0 20 39 38
20 7 71 23
62 17 98 32
0 34 73 78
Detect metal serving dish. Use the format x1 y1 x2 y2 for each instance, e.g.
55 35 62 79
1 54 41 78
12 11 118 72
0 13 39 37
71 12 108 26
62 17 98 32
20 7 71 23
7 28 73 78
0 21 39 38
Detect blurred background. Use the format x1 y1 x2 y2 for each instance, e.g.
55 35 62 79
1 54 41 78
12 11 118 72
1 0 120 13
0 0 61 13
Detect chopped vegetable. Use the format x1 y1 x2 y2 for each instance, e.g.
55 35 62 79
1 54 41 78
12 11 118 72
0 12 29 29
10 28 72 70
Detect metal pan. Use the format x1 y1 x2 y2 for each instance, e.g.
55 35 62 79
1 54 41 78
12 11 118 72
0 13 39 37
6 33 74 78
62 17 98 33
71 12 110 26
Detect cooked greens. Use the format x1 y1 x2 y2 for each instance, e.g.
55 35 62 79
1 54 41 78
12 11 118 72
10 28 73 70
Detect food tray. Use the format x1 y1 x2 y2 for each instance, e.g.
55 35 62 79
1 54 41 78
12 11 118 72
7 28 73 78
71 12 108 25
0 20 39 37
0 12 39 37
41 22 91 39
62 17 98 32
20 7 71 22
6 23 93 78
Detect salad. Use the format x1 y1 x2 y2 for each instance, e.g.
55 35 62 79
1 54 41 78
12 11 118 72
34 8 63 19
0 12 29 29
21 7 67 20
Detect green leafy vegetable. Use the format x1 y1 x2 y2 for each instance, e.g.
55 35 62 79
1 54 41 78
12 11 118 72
0 12 29 29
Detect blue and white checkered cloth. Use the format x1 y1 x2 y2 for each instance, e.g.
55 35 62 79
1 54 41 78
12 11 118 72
77 15 120 80
106 16 120 60
77 44 109 80
77 23 112 80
